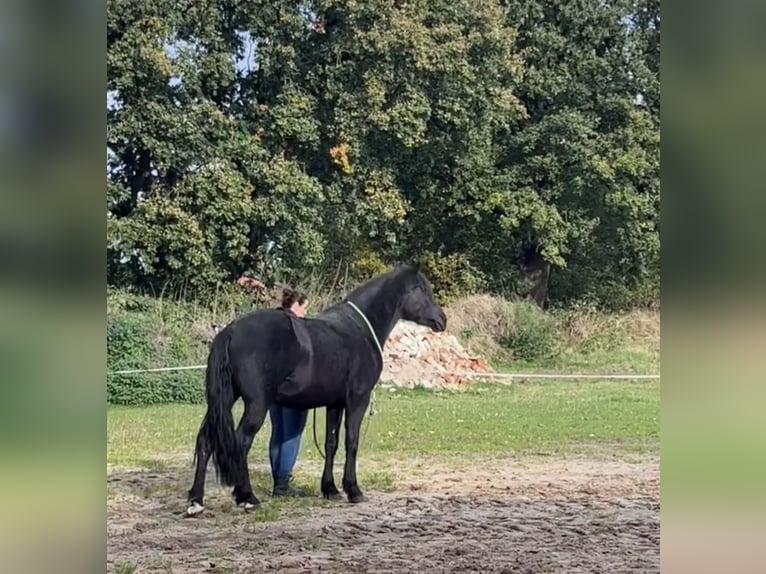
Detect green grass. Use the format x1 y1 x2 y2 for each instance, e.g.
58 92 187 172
108 380 659 469
497 346 659 375
210 490 337 523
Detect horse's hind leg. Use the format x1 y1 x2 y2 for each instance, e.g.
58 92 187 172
321 406 344 500
186 420 212 516
232 399 268 508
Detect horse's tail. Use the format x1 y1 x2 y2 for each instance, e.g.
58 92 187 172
195 330 244 487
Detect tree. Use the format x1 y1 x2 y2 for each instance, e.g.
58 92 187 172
107 0 659 308
483 0 660 306
296 0 526 287
108 0 264 291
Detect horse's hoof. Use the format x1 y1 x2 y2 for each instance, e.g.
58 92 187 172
234 490 260 510
348 493 367 504
236 495 260 511
237 499 260 511
322 491 343 501
186 501 205 517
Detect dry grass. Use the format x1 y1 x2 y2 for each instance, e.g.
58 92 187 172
617 309 661 344
444 294 516 362
444 294 660 370
445 294 515 340
560 307 660 352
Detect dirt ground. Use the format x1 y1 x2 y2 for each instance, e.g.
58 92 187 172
107 454 659 573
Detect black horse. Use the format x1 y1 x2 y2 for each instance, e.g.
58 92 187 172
186 264 446 515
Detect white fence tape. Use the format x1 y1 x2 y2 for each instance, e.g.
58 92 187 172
110 365 207 375
107 364 659 380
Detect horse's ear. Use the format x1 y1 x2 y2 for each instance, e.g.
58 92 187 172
393 260 419 273
406 258 423 273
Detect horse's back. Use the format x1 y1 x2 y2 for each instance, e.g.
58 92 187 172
226 308 293 357
222 309 349 408
274 317 354 409
218 307 376 409
222 309 297 399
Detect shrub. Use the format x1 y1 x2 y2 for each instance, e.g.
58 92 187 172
503 301 562 361
445 295 515 363
107 306 206 405
107 313 153 372
447 296 562 362
107 371 204 406
419 252 487 303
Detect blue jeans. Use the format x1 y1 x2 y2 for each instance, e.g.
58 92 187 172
268 404 308 481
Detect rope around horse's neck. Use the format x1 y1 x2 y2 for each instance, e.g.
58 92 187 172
345 300 379 446
346 300 385 361
310 301 383 462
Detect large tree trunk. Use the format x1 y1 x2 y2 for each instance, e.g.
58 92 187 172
521 246 550 309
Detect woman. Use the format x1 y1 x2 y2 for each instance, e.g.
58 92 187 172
269 287 310 496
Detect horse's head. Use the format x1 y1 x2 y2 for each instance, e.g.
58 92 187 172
398 266 447 332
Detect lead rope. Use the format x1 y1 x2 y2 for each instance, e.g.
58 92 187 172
346 300 382 429
311 301 384 460
312 392 377 461
312 408 325 460
346 301 385 358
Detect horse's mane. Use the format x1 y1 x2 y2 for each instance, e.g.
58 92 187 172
319 264 420 316
348 265 411 295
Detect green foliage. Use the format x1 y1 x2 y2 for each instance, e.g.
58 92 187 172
503 301 562 361
489 0 660 305
107 311 206 405
419 251 487 303
107 0 659 309
348 248 390 283
107 313 153 373
108 370 204 406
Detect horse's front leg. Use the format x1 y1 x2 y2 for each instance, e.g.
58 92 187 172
321 406 344 500
342 397 370 503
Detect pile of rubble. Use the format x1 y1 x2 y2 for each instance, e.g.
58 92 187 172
381 321 493 388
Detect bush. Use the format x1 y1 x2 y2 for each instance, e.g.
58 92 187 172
107 313 153 372
419 252 487 303
447 296 563 362
503 301 562 361
107 306 206 405
107 371 205 406
445 295 515 363
548 269 660 312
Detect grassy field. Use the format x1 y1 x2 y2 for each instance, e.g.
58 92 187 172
108 383 660 574
107 292 660 519
108 380 659 469
108 379 659 529
495 345 659 375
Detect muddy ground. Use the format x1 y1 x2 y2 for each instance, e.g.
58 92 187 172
107 454 659 573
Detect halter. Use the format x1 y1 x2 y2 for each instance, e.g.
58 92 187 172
346 300 385 362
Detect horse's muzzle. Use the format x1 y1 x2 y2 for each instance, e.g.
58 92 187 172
430 309 447 332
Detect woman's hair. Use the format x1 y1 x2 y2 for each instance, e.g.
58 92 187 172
281 287 307 309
